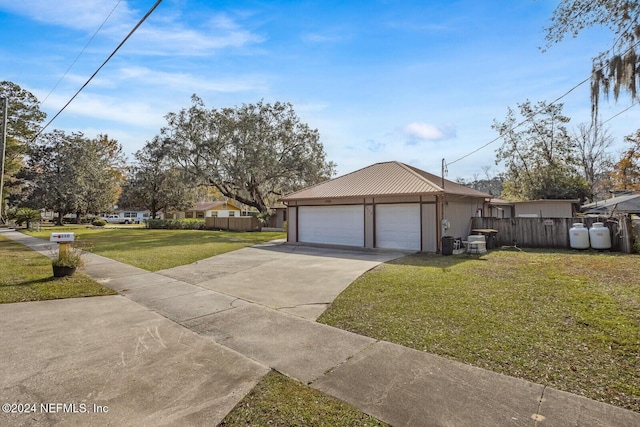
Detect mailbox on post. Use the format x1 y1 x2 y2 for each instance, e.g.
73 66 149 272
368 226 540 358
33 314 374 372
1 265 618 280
50 232 75 259
50 232 75 243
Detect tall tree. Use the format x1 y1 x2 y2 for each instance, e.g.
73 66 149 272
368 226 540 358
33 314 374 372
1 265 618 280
23 131 125 224
543 1 640 118
74 134 126 218
493 100 591 201
572 121 615 200
162 96 336 213
0 81 46 217
610 129 640 191
119 136 195 218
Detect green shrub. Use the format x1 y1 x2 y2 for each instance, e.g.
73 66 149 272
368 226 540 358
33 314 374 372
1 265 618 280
92 219 107 227
7 207 41 228
146 218 206 230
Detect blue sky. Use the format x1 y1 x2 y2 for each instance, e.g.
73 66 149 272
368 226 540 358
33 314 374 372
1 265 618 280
1 0 638 180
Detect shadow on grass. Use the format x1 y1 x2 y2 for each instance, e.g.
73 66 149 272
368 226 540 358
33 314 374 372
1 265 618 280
1 276 60 288
386 251 493 268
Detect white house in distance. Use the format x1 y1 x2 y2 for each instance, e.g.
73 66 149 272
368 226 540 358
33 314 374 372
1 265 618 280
280 161 492 252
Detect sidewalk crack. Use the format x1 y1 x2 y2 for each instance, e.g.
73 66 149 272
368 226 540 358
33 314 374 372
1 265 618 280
308 339 379 385
533 385 547 425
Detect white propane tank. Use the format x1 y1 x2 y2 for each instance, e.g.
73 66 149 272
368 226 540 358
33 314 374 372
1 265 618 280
589 222 612 250
569 223 589 249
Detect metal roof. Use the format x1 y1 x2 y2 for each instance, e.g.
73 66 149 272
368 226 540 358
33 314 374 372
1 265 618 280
281 161 491 201
581 193 640 214
192 201 240 211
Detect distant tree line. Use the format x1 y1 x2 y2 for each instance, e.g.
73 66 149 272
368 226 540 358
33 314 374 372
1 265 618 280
0 82 335 224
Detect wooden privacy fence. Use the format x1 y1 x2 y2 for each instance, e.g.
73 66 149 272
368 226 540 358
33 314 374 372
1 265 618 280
205 216 260 231
471 217 624 251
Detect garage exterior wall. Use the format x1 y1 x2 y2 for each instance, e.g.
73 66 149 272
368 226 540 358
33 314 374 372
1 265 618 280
364 203 374 248
444 199 485 239
421 202 437 252
287 206 298 243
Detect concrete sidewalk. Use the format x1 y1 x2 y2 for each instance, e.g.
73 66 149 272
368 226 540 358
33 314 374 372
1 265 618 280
2 228 639 426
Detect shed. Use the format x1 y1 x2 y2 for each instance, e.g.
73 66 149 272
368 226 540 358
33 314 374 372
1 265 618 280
280 161 491 252
512 199 578 218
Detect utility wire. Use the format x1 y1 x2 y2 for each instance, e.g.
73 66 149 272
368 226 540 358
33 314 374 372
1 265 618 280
41 1 123 106
447 37 640 167
33 0 163 141
602 100 639 125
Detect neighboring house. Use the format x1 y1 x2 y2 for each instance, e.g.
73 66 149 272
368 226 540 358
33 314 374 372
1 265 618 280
581 193 640 215
280 161 492 252
171 201 242 220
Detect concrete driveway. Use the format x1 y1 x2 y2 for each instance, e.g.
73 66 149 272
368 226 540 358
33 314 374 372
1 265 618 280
156 242 404 320
0 296 269 427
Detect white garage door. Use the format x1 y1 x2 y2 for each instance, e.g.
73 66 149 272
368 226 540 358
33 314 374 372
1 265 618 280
298 205 364 247
376 204 421 250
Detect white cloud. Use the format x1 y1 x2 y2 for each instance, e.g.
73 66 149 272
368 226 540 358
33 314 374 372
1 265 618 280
130 15 264 56
117 66 269 93
399 122 456 143
0 0 136 31
0 1 264 56
42 91 165 128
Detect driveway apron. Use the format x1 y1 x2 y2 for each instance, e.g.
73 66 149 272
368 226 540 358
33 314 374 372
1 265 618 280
156 242 403 320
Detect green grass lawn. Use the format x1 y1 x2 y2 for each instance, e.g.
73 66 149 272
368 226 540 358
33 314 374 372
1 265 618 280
0 234 116 303
219 371 387 427
318 249 640 412
24 226 285 271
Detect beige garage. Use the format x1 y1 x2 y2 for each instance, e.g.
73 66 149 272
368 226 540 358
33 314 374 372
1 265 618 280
281 161 491 253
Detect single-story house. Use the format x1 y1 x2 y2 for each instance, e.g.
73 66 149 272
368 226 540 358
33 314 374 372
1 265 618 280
280 161 492 252
170 201 242 220
581 193 640 215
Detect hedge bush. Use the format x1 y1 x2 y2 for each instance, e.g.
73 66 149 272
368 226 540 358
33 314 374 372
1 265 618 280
146 218 206 230
92 219 107 227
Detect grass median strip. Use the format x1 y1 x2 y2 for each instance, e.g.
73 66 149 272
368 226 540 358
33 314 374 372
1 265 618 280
219 371 387 427
24 227 285 271
0 234 116 303
318 249 640 412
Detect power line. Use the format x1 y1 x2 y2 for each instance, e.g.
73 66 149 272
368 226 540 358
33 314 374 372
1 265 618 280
447 37 640 167
33 0 163 141
41 1 123 106
602 100 639 125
